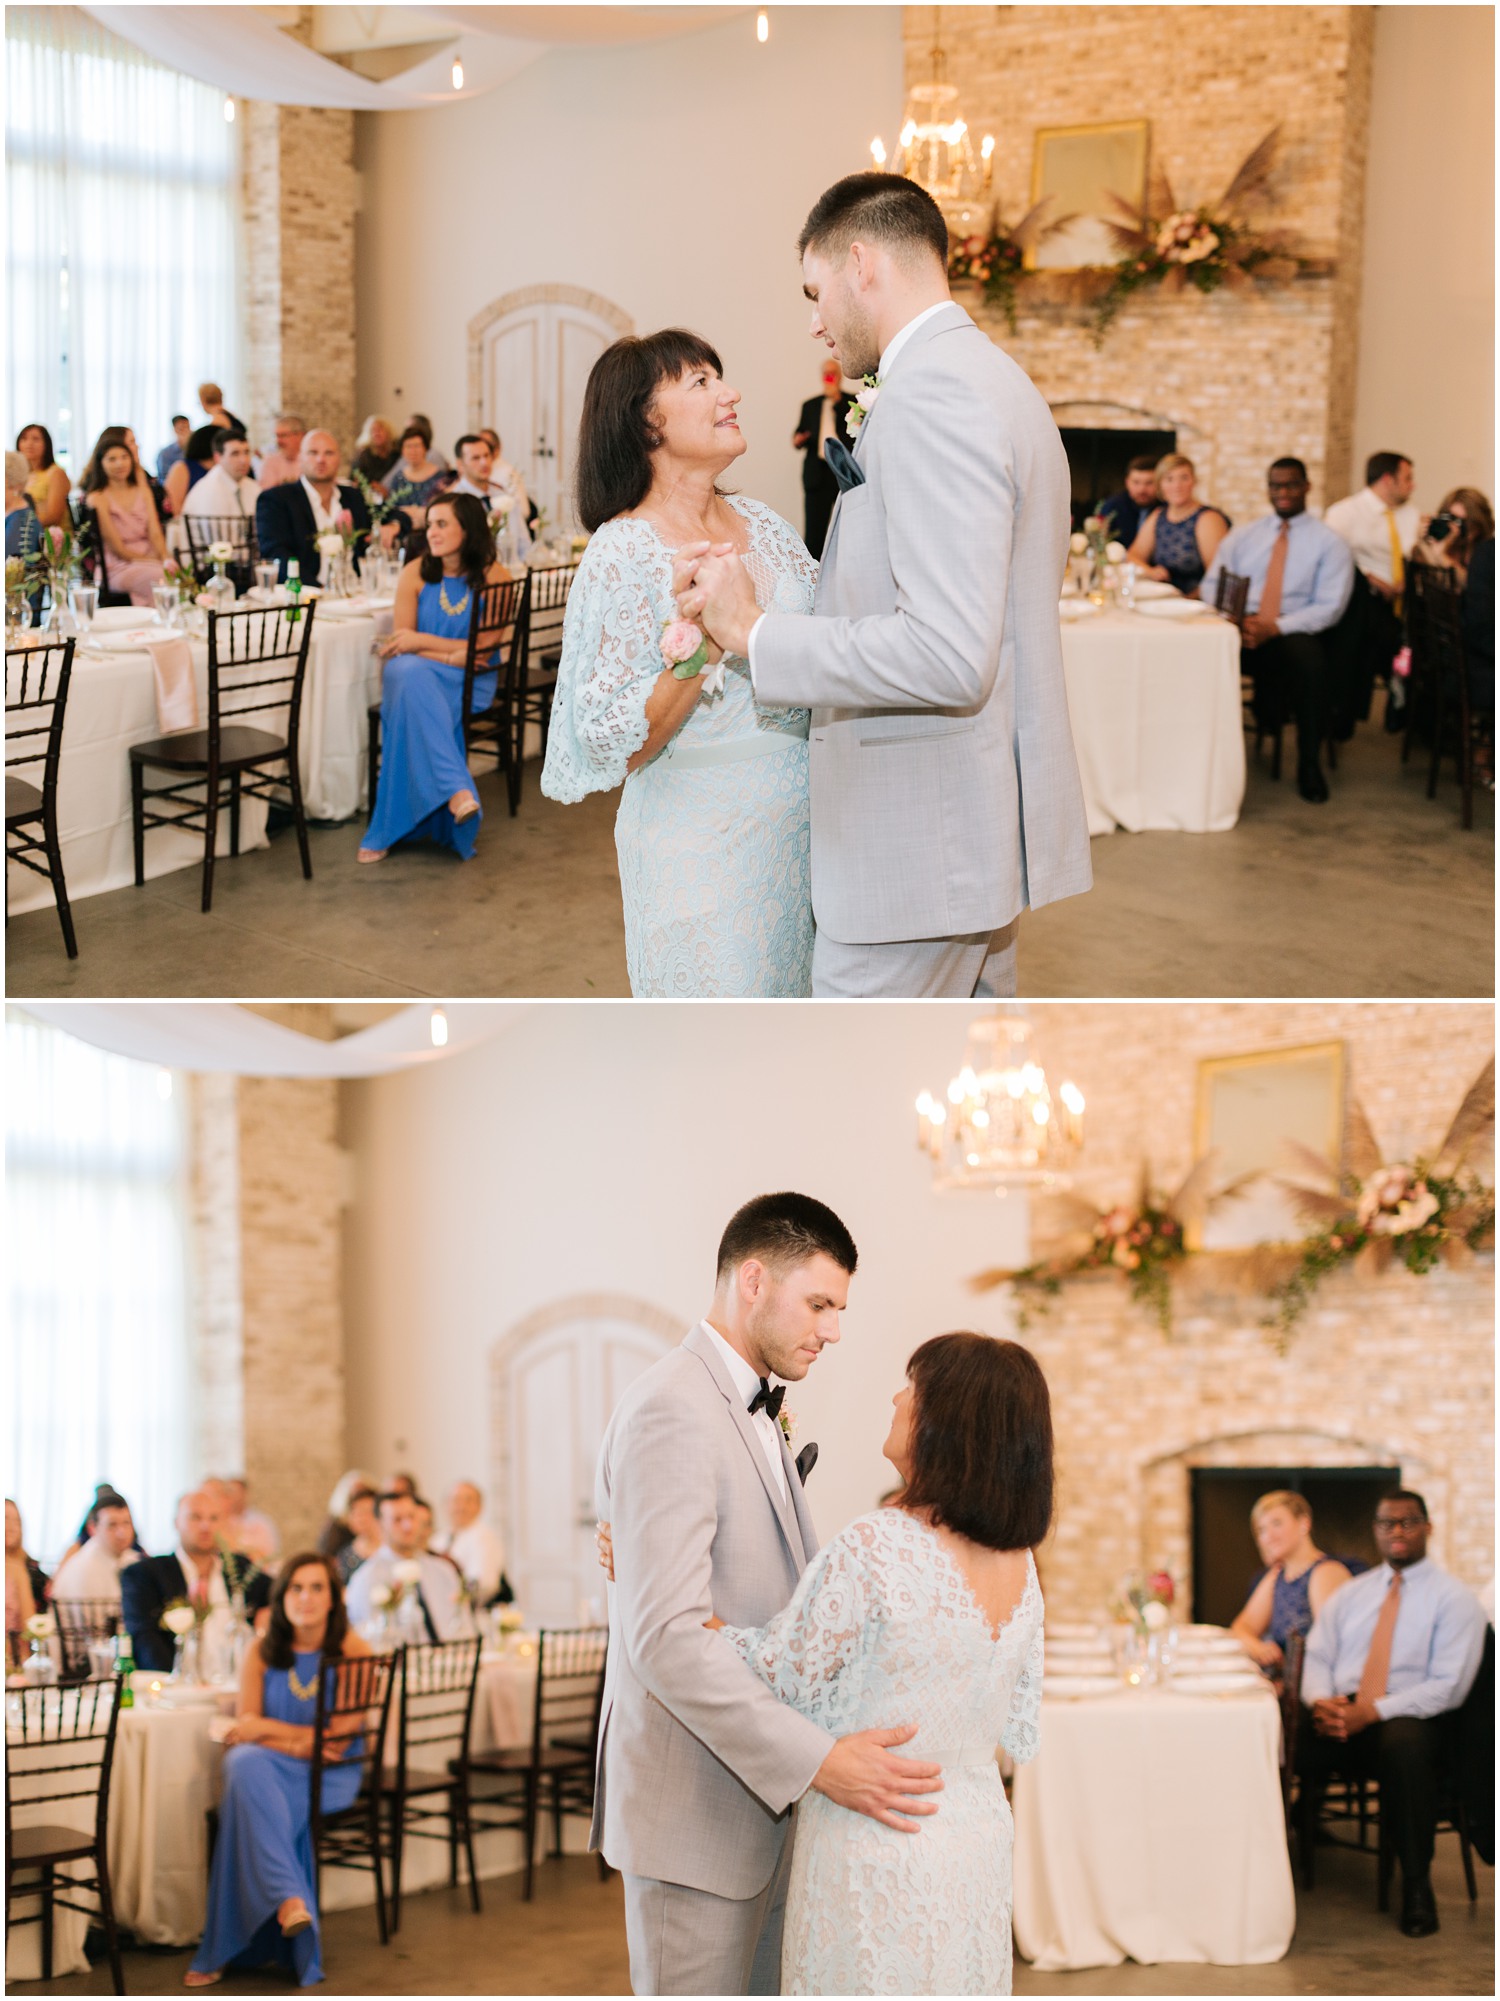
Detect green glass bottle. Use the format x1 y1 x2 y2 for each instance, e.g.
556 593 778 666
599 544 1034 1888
116 1629 135 1708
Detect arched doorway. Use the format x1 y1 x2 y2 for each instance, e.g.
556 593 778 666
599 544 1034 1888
467 285 634 534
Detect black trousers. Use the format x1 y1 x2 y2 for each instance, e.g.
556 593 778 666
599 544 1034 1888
1248 631 1330 769
802 467 839 560
1297 1712 1443 1884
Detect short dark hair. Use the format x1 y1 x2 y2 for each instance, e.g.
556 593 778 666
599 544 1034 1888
171 413 189 426
797 172 948 269
898 1333 1053 1550
260 1552 349 1670
1366 451 1411 486
88 1497 131 1529
454 434 485 458
1377 1487 1429 1520
716 1190 858 1282
575 329 724 533
399 424 428 449
211 426 240 457
419 491 495 590
1269 456 1308 480
1126 455 1159 476
186 424 220 464
376 1488 414 1513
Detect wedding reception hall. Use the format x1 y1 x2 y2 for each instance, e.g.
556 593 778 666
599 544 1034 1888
4 4 1494 999
4 998 1493 1995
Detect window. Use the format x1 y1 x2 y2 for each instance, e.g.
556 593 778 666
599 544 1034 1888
6 1009 192 1561
5 5 241 475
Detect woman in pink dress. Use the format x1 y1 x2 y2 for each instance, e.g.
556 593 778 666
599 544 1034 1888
82 426 167 604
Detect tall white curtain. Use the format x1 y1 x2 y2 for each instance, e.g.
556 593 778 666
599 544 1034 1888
5 5 242 477
6 1008 192 1563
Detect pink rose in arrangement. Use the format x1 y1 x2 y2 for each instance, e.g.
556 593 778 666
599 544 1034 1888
46 525 67 555
1147 1570 1175 1604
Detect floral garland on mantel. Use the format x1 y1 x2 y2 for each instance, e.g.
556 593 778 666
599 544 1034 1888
967 1060 1494 1352
946 198 1074 334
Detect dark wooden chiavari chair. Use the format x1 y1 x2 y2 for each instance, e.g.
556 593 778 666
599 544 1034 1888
380 1636 485 1931
6 635 78 955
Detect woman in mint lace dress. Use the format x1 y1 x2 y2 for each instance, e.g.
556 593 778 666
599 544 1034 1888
715 1335 1050 1997
542 331 816 996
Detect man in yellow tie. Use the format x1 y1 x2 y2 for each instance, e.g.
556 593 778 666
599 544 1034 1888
1295 1491 1486 1937
1325 452 1419 728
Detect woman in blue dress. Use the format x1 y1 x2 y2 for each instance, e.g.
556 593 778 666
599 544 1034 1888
1126 453 1228 595
542 330 816 996
359 494 513 864
185 1555 372 1989
1229 1488 1352 1682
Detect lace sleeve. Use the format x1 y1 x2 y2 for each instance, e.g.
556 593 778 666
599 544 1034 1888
717 1522 872 1733
1000 1619 1043 1764
540 535 660 802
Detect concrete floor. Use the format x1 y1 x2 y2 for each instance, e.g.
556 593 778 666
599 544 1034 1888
13 1841 1492 1996
6 722 1492 1000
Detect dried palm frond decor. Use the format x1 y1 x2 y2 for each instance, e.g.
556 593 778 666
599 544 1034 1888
947 197 1076 333
1259 1057 1495 1350
1090 127 1305 347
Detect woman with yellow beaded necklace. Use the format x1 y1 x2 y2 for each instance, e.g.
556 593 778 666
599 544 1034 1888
360 491 514 864
187 1555 371 1989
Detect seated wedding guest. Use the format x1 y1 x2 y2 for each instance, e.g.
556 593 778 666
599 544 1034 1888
343 1491 464 1639
182 428 261 523
1410 486 1494 592
1230 1489 1351 1672
431 1481 506 1604
157 414 192 482
1325 450 1419 718
316 1469 378 1565
406 412 449 471
359 493 512 865
5 1499 41 1667
1098 454 1161 550
221 1477 282 1570
81 425 167 604
450 432 531 539
1297 1490 1485 1938
121 1487 272 1673
254 413 306 490
255 431 371 585
198 379 247 439
51 1495 141 1605
352 414 399 488
383 424 452 528
186 1554 371 1990
15 423 71 530
1126 453 1228 594
5 450 43 588
332 1487 380 1585
163 424 219 518
1201 457 1355 801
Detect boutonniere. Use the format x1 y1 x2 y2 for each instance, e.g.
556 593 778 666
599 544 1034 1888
845 375 881 437
777 1405 798 1445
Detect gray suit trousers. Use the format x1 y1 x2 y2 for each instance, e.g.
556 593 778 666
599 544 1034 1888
811 918 1019 998
623 1836 794 1995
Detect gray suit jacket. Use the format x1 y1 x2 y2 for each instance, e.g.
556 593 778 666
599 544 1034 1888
753 301 1093 944
592 1325 835 1898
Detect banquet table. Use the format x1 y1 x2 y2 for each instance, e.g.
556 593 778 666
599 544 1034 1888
1059 602 1246 835
1011 1681 1296 1971
6 599 391 917
4 1650 553 1981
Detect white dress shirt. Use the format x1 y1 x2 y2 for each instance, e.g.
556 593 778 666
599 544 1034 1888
300 475 343 534
700 1319 788 1503
175 1545 236 1679
1302 1556 1486 1721
343 1544 464 1640
1322 485 1421 584
432 1519 506 1603
51 1540 140 1606
182 463 261 520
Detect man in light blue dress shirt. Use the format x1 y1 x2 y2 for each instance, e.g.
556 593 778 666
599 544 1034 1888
1296 1489 1485 1936
1201 458 1354 803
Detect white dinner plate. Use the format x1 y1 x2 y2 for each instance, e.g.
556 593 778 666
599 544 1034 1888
1045 1674 1120 1699
1129 578 1179 600
1044 1622 1104 1641
315 598 384 619
1134 596 1215 619
1170 1649 1254 1672
1058 598 1100 621
92 604 152 630
84 627 165 654
1170 1673 1270 1697
1178 1623 1232 1636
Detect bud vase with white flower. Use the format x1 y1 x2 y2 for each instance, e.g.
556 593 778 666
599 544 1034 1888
160 1599 207 1684
203 540 238 613
22 1611 59 1686
390 1558 428 1643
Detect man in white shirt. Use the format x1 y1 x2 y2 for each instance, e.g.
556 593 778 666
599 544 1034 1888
450 433 531 551
51 1495 141 1606
1297 1489 1486 1937
182 430 261 523
344 1490 465 1640
1324 451 1420 722
432 1480 507 1603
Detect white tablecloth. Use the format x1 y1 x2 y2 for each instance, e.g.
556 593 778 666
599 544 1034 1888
1060 607 1246 835
1011 1685 1296 1971
6 603 389 916
5 1653 547 1979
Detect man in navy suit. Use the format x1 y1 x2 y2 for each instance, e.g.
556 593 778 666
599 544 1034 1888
255 429 373 585
121 1488 270 1671
792 360 854 559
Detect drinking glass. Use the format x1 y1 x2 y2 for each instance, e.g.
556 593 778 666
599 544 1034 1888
70 582 99 634
254 561 279 597
152 582 177 627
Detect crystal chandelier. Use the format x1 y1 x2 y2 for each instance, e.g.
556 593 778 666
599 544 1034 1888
916 1009 1085 1194
869 7 993 224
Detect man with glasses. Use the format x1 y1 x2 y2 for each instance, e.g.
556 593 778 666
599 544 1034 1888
1296 1490 1485 1936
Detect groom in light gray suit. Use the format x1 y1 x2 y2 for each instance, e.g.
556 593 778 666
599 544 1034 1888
676 173 1092 998
593 1192 942 1995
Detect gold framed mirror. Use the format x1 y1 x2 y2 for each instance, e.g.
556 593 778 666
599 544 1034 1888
1027 118 1151 272
1191 1042 1347 1251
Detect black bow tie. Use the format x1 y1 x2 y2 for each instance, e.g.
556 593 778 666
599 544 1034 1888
748 1379 785 1421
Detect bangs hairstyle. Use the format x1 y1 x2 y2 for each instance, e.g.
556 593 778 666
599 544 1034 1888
80 426 142 493
1156 452 1195 480
419 492 495 590
261 1551 348 1670
797 172 948 270
899 1333 1053 1551
716 1190 858 1282
574 329 724 533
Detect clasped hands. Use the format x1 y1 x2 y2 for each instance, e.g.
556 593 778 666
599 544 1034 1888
1311 1692 1380 1740
671 544 760 663
594 1520 943 1834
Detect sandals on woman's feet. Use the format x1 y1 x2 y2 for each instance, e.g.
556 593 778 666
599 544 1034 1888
278 1898 313 1938
357 847 388 864
450 790 480 825
184 1972 223 1988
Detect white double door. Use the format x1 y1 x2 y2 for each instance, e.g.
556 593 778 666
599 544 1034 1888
500 1309 673 1628
475 297 627 535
